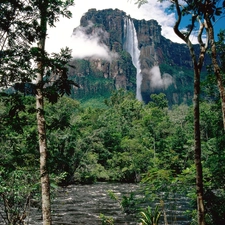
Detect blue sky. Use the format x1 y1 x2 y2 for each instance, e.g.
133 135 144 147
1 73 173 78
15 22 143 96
177 12 225 42
172 1 225 42
46 0 225 57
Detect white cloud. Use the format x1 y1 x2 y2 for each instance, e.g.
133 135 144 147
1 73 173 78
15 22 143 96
70 22 118 61
149 66 163 89
46 0 221 56
45 0 182 56
145 66 173 90
179 27 208 45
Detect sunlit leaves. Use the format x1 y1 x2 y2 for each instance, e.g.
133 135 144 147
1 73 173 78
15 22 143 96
139 205 161 225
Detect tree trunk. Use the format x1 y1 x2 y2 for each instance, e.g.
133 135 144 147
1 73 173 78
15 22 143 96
205 12 225 131
36 0 52 224
186 37 206 225
36 65 52 225
173 1 206 222
193 65 205 225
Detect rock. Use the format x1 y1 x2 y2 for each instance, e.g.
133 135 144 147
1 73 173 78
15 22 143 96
68 8 203 105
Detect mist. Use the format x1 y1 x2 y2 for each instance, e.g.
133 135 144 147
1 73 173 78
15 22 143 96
70 22 118 61
148 65 173 90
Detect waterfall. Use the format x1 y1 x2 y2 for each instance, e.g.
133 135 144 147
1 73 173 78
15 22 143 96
123 17 143 101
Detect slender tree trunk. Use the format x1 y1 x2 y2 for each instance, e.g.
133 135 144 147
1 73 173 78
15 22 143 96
173 1 206 222
187 40 206 225
36 0 52 224
36 64 52 225
187 42 205 225
205 12 225 131
193 65 205 225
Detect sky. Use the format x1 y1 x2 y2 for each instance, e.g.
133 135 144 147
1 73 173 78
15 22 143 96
45 0 178 56
45 0 225 58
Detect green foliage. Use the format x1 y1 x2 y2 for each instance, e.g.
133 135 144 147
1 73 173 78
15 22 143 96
73 152 109 184
0 94 74 223
217 30 225 73
1 84 225 223
68 59 114 101
0 94 40 224
120 192 137 214
1 3 225 223
139 206 161 225
203 190 225 225
80 97 109 109
0 0 75 91
108 190 138 214
36 91 195 185
150 93 168 109
202 30 225 102
99 213 114 225
0 168 40 225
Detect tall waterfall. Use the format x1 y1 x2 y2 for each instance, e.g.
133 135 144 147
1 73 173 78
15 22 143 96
123 17 143 101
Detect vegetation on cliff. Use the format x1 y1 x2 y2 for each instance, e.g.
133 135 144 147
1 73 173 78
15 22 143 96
69 8 200 105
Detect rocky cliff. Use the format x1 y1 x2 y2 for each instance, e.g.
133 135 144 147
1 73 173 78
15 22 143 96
68 8 197 105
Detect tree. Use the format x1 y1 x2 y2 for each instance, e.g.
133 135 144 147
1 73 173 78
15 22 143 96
203 0 225 131
149 93 168 109
135 1 221 224
170 2 225 224
172 3 206 224
0 1 75 224
0 94 40 225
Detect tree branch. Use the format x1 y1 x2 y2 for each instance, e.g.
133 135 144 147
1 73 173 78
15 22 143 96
173 0 186 42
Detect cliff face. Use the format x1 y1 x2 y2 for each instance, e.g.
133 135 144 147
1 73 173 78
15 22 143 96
69 8 195 104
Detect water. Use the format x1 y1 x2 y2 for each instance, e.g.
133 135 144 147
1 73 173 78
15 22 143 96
123 17 143 101
22 183 190 225
26 183 139 225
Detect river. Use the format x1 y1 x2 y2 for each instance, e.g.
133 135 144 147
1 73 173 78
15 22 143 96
9 183 191 225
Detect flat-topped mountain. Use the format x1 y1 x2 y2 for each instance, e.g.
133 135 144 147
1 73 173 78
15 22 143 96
68 8 199 105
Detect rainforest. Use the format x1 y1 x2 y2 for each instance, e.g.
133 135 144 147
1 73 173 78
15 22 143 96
1 87 225 224
1 1 225 225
